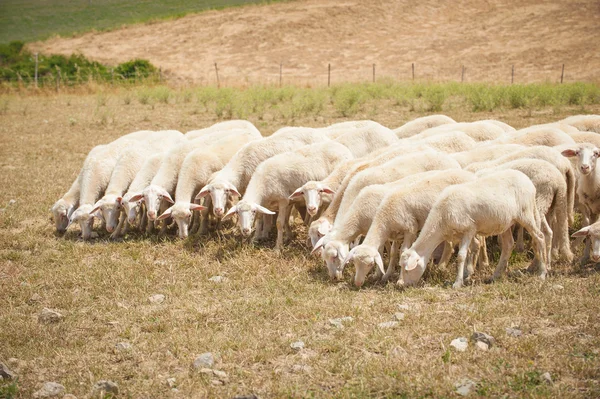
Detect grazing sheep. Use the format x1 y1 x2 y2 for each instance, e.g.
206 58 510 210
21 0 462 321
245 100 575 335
495 127 576 147
405 131 479 152
132 128 260 227
478 120 516 133
329 122 398 157
567 131 600 147
51 144 106 233
562 115 600 133
393 115 457 138
399 170 547 288
198 127 331 219
224 141 353 250
339 170 476 286
185 120 260 140
414 121 506 142
158 132 260 238
517 122 580 135
572 220 600 264
450 144 525 167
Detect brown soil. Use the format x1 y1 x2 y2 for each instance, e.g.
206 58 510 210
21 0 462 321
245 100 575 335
28 0 600 86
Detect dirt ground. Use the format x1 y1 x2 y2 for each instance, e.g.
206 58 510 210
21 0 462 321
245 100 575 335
1 89 600 397
29 0 600 86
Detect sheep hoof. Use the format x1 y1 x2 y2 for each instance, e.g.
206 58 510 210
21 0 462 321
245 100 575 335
452 281 464 289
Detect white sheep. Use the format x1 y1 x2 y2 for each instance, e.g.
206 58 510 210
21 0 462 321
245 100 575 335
405 131 478 152
185 120 260 140
567 131 600 147
339 170 476 287
329 122 398 157
414 121 506 142
562 115 600 133
478 120 516 133
158 131 260 238
494 127 576 147
572 220 600 264
517 122 580 135
131 128 261 228
51 144 106 233
450 144 525 168
393 115 457 138
223 141 354 250
198 127 331 219
399 169 547 288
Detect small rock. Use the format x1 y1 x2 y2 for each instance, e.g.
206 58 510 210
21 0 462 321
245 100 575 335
212 370 227 379
33 382 65 398
552 284 564 290
63 395 78 399
291 364 312 373
475 341 489 351
198 368 213 374
166 377 176 388
148 294 165 304
208 275 227 283
38 308 63 324
211 379 224 386
329 316 353 328
455 378 476 396
378 321 398 329
91 380 119 398
28 293 42 303
290 341 305 351
394 312 405 321
471 332 495 347
506 327 523 337
397 304 410 311
0 362 16 380
8 199 16 206
114 341 132 352
450 337 468 352
541 372 553 384
193 352 215 369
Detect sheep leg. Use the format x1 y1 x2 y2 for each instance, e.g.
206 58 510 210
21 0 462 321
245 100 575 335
373 244 386 281
521 209 548 279
581 238 592 266
453 233 475 289
395 233 416 286
515 225 525 252
489 228 515 282
110 211 127 240
553 208 573 262
464 237 480 280
282 203 294 243
275 201 291 251
437 241 454 270
382 240 400 283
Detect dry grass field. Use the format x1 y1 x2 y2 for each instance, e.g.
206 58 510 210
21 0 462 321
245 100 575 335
1 86 600 398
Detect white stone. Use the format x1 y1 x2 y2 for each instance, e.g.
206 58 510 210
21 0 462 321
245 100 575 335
455 378 476 396
33 382 65 398
166 377 176 388
209 275 227 283
148 294 165 304
38 308 63 324
290 341 305 350
450 337 468 352
378 321 399 329
475 341 489 351
394 312 405 321
193 352 215 368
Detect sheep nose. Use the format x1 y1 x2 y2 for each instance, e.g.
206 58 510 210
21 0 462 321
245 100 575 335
106 225 114 233
307 206 317 215
581 165 590 173
214 208 224 216
242 228 251 236
354 279 363 288
148 211 156 220
128 218 136 224
592 254 600 263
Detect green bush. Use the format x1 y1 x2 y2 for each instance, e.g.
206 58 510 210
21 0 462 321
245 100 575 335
114 59 156 78
332 85 366 117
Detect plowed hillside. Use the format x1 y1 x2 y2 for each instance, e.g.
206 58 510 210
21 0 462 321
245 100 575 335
29 0 600 85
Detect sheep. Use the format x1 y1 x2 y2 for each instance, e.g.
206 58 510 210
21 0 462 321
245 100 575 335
572 220 600 264
567 131 600 147
392 115 457 138
131 128 261 227
562 115 600 133
413 121 506 142
328 122 398 157
464 146 576 261
450 144 525 168
185 120 260 140
223 141 354 250
474 159 571 270
339 170 476 286
493 127 576 147
51 144 106 233
517 122 580 135
158 132 260 239
198 127 331 219
399 170 547 288
405 131 479 152
311 150 461 256
478 120 516 133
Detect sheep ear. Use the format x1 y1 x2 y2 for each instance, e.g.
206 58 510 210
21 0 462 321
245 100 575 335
130 193 144 202
157 207 173 220
90 203 101 215
561 148 578 157
342 248 356 268
66 218 74 229
320 186 335 195
288 187 304 200
311 235 326 254
317 222 330 235
404 254 419 271
160 191 174 204
222 205 237 221
189 204 206 212
572 226 591 238
226 184 241 198
195 186 210 200
255 204 276 215
116 197 122 205
375 252 385 275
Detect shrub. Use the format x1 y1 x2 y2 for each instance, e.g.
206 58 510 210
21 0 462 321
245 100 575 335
114 59 156 79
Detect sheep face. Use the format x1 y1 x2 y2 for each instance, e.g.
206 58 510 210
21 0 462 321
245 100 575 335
142 185 173 221
224 200 274 237
323 240 349 281
308 218 333 251
197 182 240 218
121 194 142 226
573 223 600 263
93 195 121 233
399 249 426 286
69 205 96 240
562 144 600 176
289 182 335 216
159 202 206 239
51 199 74 233
343 245 383 287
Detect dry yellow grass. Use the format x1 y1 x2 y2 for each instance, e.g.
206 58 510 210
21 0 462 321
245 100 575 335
1 87 600 398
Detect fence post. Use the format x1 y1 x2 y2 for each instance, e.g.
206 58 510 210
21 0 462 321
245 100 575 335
111 69 114 85
560 64 565 84
511 65 514 84
412 63 415 81
328 63 331 87
372 63 375 83
279 62 282 87
461 65 465 82
34 53 39 88
214 63 220 88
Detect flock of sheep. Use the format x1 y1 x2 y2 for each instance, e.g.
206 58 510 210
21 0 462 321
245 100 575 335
51 114 600 288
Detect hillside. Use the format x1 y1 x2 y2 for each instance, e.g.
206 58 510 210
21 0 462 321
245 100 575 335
28 0 600 85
